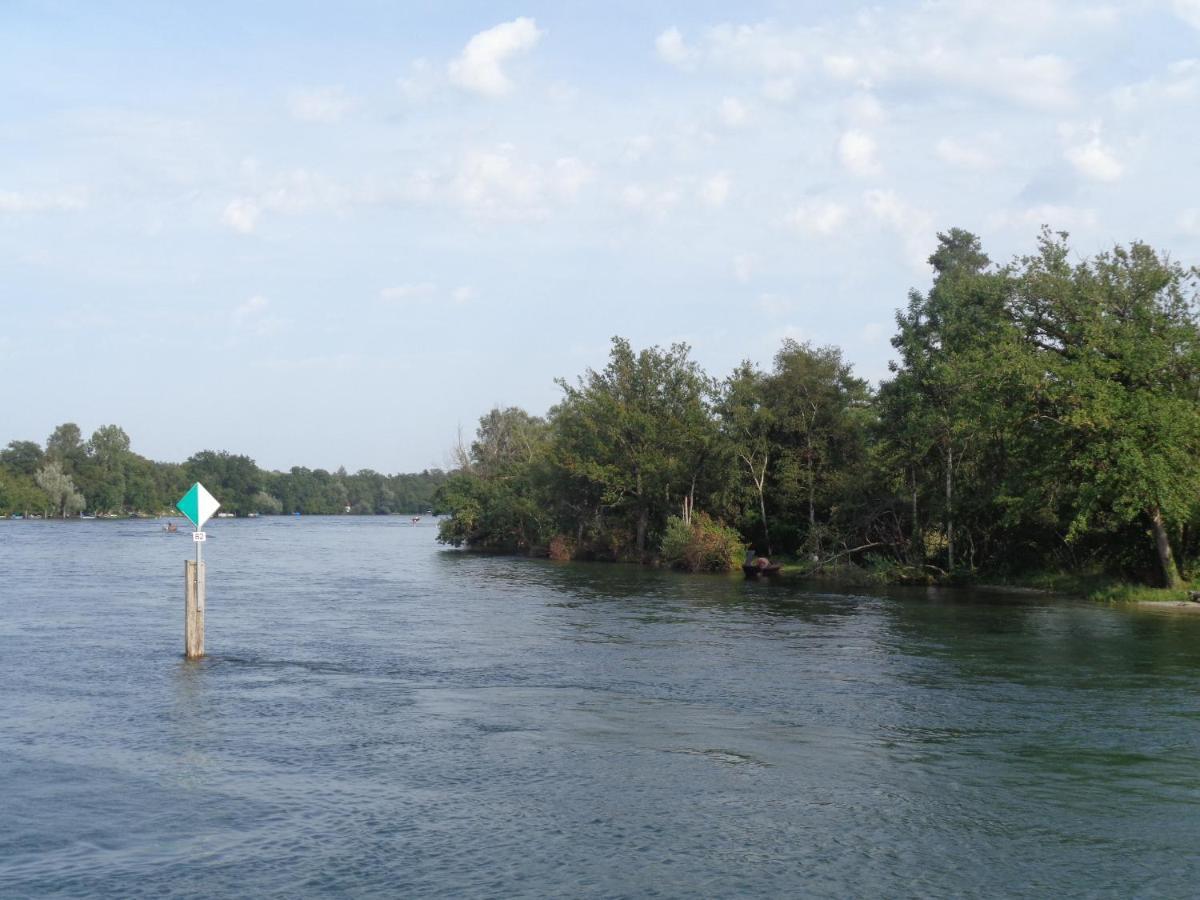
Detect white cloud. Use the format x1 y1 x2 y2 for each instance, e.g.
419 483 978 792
449 17 543 97
845 92 885 125
0 188 87 213
1065 135 1123 182
1173 0 1200 29
699 173 731 208
761 78 797 102
864 189 935 270
838 130 880 177
230 295 284 337
379 283 476 307
1112 59 1199 109
222 198 260 233
703 23 805 75
718 97 749 127
665 15 1078 111
988 204 1098 231
232 295 269 325
935 137 995 170
786 200 848 236
380 283 437 302
622 135 654 164
655 27 694 67
552 157 594 200
453 146 591 219
287 86 357 123
621 183 681 218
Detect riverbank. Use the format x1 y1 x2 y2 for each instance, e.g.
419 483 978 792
775 559 1200 608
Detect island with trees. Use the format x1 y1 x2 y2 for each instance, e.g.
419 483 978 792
435 228 1200 598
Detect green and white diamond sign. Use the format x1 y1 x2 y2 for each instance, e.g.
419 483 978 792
177 482 220 530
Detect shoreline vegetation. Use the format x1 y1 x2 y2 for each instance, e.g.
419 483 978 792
433 227 1200 607
0 432 448 520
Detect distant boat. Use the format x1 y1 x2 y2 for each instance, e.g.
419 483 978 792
79 513 96 520
216 512 234 518
411 516 421 525
742 560 782 578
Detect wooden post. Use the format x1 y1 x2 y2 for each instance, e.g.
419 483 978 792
184 559 205 659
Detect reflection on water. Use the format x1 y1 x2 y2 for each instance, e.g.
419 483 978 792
2 518 1199 898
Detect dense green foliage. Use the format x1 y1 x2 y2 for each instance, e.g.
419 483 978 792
660 513 746 573
0 429 447 518
438 228 1200 586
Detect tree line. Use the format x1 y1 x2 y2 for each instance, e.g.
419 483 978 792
436 228 1200 587
0 426 447 518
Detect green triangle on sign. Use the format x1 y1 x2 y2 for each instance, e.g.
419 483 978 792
177 482 220 529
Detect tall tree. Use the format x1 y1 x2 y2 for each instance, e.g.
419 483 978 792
718 362 774 554
1011 232 1200 587
553 337 716 556
764 340 871 559
35 461 85 518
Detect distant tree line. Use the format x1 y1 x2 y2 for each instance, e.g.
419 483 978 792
0 427 447 519
436 228 1200 587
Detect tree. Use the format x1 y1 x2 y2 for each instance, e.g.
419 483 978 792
45 423 86 475
881 229 1014 571
1011 232 1200 587
718 362 774 554
185 451 264 515
0 440 44 476
553 337 717 556
35 461 85 518
84 425 133 513
0 469 49 516
764 340 871 559
435 407 553 551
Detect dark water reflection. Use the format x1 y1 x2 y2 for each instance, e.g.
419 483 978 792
2 518 1199 898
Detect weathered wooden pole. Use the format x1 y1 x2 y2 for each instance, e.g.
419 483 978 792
176 482 220 660
184 559 205 658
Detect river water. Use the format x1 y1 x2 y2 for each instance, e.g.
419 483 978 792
1 517 1198 898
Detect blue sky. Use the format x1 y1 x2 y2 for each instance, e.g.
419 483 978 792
3 1 1200 472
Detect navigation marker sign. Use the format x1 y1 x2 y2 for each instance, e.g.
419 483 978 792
177 482 220 530
177 482 219 659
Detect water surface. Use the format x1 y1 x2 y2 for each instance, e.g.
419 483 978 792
2 518 1199 897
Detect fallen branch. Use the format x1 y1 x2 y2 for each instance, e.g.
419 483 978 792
812 542 886 567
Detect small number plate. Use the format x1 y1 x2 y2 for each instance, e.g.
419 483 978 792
192 532 206 542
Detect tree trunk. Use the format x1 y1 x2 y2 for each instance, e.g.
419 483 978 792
945 444 954 571
1149 506 1181 589
807 449 817 559
757 484 771 557
634 468 646 555
910 467 921 564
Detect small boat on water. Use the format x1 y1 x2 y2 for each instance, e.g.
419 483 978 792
742 555 782 578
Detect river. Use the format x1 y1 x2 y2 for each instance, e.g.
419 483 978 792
1 517 1198 897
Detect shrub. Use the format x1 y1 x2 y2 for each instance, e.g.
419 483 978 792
660 512 745 573
548 534 575 561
